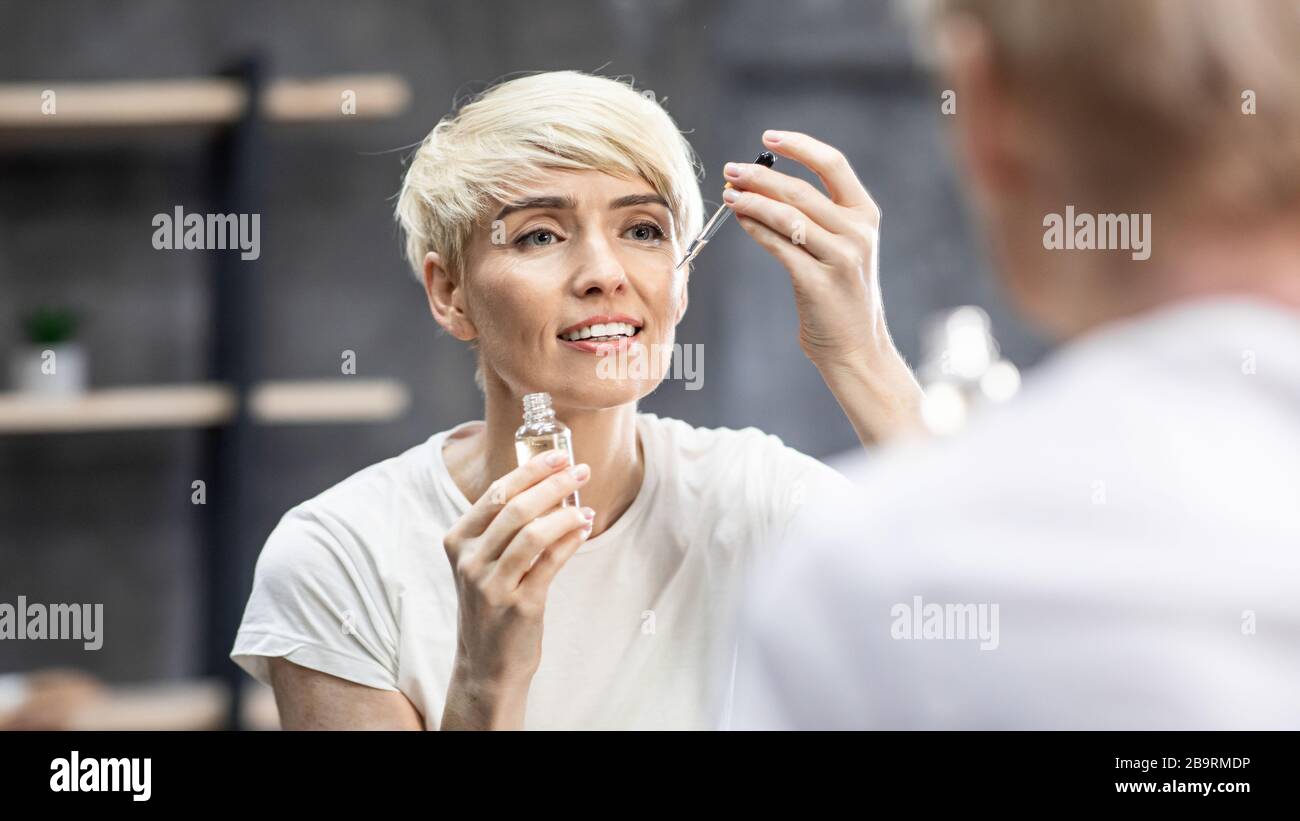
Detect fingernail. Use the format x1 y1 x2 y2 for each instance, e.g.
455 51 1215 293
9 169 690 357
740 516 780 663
763 130 784 143
581 507 595 521
545 450 568 467
722 188 740 204
570 463 591 481
723 162 743 179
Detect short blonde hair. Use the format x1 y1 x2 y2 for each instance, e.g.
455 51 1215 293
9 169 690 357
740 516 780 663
395 70 705 282
907 0 1300 219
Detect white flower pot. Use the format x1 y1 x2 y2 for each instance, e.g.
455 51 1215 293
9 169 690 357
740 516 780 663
8 342 88 396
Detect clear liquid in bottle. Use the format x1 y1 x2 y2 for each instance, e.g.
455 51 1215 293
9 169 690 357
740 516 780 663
515 392 579 508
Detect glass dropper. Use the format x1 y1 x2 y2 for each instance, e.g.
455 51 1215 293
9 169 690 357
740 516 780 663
675 150 777 270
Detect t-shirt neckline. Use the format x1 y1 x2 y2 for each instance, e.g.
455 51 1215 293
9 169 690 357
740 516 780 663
427 415 657 554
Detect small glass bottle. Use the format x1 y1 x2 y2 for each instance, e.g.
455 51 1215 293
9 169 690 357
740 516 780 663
515 392 579 508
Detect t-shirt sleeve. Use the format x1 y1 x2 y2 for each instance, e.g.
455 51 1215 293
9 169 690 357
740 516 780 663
230 506 401 691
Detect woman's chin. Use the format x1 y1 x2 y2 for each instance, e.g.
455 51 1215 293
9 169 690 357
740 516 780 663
546 370 666 412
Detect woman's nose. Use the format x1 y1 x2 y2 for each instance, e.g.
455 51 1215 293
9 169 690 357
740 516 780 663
571 235 629 296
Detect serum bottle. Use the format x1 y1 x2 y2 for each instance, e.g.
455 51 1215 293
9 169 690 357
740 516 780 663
515 392 579 508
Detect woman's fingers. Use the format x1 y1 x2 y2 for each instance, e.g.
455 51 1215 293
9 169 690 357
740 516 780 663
761 130 877 213
476 462 590 561
445 450 571 554
724 187 858 269
516 524 591 597
491 504 594 588
735 214 821 276
723 162 857 235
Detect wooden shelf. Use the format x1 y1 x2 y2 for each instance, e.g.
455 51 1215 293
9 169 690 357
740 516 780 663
250 378 410 425
0 73 410 134
0 379 410 434
0 383 234 432
67 679 231 731
0 674 279 731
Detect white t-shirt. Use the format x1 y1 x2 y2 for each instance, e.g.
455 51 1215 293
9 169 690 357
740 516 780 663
232 412 847 729
731 297 1300 729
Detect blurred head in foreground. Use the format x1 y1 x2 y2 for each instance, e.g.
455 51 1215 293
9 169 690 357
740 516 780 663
910 0 1300 336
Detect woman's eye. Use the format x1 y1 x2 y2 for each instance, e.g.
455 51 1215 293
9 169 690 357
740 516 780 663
516 228 559 247
625 222 665 243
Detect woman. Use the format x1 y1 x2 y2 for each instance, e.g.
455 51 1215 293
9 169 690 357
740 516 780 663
231 70 922 729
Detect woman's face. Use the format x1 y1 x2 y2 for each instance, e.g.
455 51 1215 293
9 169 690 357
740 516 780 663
457 168 688 409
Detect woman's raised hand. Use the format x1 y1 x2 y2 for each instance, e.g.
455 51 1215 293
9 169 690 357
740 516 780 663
439 449 593 729
722 129 925 445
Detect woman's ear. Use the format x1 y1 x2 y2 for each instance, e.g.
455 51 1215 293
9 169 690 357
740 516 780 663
423 251 478 341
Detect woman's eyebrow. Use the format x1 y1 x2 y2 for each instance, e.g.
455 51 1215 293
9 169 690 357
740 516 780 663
610 193 669 210
494 195 577 220
493 193 668 221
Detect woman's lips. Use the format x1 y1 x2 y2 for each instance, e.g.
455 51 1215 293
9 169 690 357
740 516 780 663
557 333 639 354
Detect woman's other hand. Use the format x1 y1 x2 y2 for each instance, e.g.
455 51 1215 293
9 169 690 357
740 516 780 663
440 449 594 729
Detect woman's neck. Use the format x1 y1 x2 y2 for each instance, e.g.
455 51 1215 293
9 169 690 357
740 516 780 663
444 375 645 539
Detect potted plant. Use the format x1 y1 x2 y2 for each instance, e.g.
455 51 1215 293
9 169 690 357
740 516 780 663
9 307 87 396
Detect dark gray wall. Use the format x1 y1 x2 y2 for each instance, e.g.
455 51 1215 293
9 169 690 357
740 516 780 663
0 0 1049 681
